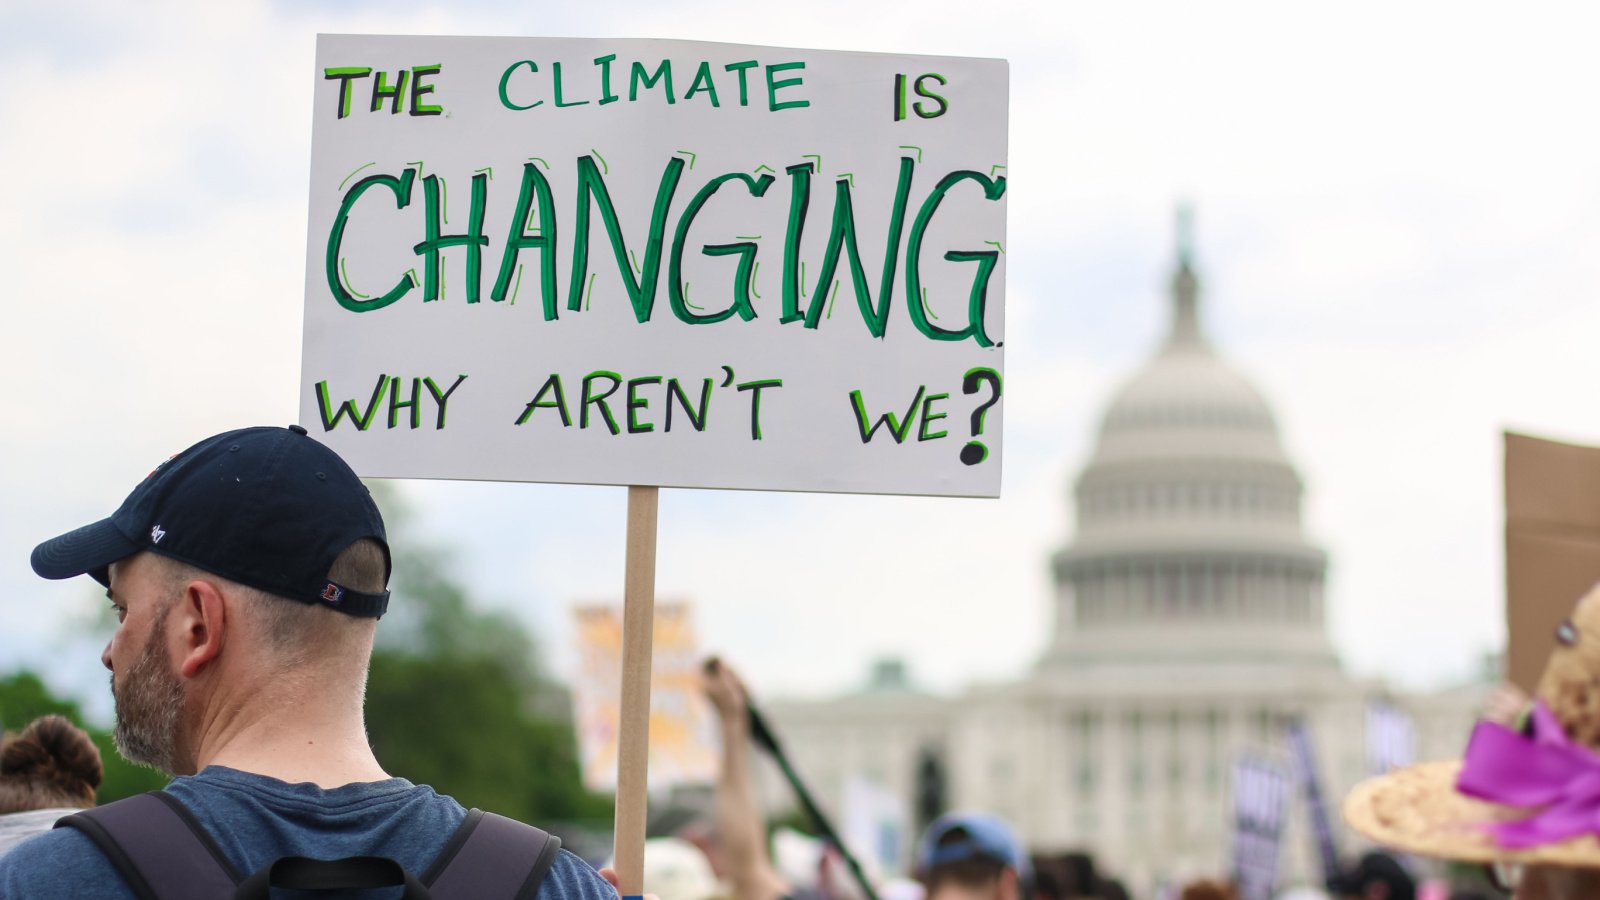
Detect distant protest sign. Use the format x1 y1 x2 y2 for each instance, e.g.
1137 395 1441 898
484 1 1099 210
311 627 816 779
300 34 1009 497
843 776 910 877
1230 755 1289 900
1364 700 1415 776
571 602 719 791
1504 432 1600 692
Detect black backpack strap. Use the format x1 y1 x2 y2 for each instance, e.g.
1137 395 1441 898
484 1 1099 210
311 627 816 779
56 791 241 900
236 855 429 899
59 795 557 900
423 809 561 900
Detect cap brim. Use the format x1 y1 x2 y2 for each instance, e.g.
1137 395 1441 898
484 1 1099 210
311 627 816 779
1345 760 1600 867
31 518 140 586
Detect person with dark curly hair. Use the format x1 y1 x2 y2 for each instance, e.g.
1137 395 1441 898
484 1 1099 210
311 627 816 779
0 715 102 855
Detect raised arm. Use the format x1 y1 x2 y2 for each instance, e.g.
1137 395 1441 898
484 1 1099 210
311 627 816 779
703 658 791 900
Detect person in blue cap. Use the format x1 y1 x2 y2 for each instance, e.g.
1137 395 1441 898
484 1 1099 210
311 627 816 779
0 425 621 900
916 813 1031 900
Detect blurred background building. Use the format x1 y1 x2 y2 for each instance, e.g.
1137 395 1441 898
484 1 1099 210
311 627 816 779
762 212 1490 894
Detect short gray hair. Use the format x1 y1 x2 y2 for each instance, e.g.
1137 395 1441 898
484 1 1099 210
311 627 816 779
152 539 386 664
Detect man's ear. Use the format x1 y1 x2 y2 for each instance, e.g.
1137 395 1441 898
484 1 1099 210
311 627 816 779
174 578 227 679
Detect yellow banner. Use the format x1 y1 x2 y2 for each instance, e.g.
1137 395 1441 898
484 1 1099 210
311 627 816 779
572 601 719 792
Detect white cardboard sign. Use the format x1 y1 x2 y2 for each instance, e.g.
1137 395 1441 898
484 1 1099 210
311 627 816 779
300 34 1008 496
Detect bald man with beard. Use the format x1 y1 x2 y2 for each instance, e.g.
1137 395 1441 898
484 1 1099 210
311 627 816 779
0 425 621 900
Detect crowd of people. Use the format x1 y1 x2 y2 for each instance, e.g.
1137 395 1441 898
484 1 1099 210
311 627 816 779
0 424 1595 899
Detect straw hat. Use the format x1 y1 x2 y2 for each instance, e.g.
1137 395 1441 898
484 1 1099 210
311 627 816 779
1344 582 1600 866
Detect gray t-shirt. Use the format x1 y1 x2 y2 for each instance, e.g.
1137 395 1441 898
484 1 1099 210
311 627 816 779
0 766 614 899
0 809 84 857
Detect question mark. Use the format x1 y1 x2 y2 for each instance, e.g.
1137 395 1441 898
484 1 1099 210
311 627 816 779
960 367 1002 466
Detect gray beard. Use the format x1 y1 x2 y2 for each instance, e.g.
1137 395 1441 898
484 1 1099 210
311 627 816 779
111 603 185 775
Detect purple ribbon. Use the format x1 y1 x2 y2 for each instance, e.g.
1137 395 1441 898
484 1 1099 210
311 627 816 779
1456 701 1600 847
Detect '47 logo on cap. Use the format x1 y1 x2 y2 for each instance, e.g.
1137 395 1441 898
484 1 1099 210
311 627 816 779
150 525 166 544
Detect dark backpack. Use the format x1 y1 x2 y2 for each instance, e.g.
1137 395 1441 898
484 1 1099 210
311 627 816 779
55 791 562 899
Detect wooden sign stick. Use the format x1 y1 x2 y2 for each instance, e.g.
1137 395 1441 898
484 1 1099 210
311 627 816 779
612 485 660 899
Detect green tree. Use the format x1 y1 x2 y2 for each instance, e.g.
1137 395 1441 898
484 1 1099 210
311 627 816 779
363 485 613 827
0 671 78 725
366 652 609 823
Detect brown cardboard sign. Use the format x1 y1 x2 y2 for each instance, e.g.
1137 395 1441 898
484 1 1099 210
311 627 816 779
1505 432 1600 691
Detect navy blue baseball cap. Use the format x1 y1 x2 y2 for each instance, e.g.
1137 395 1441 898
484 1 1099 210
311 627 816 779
31 425 391 618
916 812 1030 879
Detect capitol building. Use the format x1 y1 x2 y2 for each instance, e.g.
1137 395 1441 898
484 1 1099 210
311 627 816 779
763 220 1488 895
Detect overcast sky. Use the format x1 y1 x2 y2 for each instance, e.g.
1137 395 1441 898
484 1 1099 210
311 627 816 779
5 0 1599 723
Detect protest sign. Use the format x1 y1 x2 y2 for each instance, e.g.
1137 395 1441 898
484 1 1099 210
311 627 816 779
1505 431 1600 692
571 601 720 792
1230 754 1289 900
843 776 910 877
301 34 1010 498
301 36 1006 896
1364 700 1415 777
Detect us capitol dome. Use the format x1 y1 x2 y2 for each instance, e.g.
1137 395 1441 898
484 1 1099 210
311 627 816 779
762 211 1486 896
1042 212 1337 676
